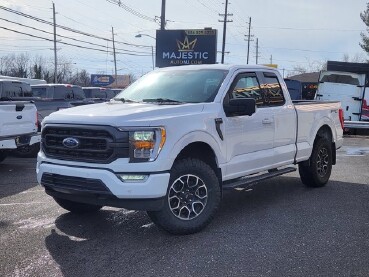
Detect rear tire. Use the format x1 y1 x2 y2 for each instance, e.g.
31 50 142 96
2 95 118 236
147 158 221 235
53 197 102 214
0 151 7 163
299 137 332 187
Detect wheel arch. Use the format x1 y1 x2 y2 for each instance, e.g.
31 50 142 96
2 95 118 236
314 124 336 165
174 141 222 183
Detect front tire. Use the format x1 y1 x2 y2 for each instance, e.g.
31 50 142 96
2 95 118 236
299 137 332 187
147 158 221 235
53 197 102 214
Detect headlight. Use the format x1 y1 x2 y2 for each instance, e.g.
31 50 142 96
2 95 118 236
125 127 166 162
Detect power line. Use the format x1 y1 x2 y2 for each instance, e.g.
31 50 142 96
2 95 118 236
0 26 151 56
253 26 364 32
106 0 157 23
260 46 346 54
0 17 151 54
0 5 151 48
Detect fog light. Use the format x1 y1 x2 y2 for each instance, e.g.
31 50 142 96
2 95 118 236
117 174 148 182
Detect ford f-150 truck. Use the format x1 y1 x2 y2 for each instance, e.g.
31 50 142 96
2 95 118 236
0 101 40 163
37 65 344 234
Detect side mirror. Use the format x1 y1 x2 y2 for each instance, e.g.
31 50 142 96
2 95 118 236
224 98 256 116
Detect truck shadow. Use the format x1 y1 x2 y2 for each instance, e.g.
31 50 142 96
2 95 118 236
0 157 38 199
45 176 369 277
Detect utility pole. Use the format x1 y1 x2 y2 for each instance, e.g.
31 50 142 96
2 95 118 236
256 38 258 64
52 2 57 83
112 27 117 87
160 0 166 30
270 54 273 64
219 0 233 64
151 46 154 70
245 17 253 64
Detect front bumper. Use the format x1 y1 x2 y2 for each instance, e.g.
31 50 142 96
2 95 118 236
36 162 170 211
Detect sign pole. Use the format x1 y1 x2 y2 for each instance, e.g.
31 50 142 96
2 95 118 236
112 27 117 88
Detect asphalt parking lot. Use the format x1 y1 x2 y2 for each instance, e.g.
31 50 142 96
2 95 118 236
0 136 368 277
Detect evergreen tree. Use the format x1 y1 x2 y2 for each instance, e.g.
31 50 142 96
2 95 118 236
360 3 369 54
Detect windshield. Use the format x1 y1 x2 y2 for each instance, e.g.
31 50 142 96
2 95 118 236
115 69 228 103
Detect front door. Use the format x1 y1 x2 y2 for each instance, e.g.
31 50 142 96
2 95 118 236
222 72 275 180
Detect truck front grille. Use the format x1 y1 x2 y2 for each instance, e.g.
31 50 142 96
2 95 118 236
42 125 129 163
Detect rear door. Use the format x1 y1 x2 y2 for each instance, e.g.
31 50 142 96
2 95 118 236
316 72 364 121
262 72 297 166
0 102 37 138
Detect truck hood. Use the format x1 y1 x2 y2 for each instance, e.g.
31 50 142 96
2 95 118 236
44 101 205 126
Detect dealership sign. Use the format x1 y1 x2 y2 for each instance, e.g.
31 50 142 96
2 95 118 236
156 29 217 67
91 74 130 88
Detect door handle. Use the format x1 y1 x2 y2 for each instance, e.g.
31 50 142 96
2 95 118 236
262 118 273 124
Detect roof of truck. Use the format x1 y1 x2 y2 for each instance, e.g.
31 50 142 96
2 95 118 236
157 64 278 72
30 84 81 88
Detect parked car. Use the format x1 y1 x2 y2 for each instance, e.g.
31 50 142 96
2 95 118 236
37 64 344 235
82 87 115 103
111 88 124 96
0 80 90 157
0 99 40 163
315 70 369 129
0 75 46 85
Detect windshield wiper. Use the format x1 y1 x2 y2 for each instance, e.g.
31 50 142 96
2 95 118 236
142 98 185 104
113 97 137 103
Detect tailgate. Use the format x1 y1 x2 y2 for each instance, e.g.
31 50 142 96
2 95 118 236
0 102 38 137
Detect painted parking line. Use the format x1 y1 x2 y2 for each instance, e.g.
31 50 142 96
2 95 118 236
0 202 48 206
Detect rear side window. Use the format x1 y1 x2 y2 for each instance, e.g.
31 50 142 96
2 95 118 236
1 82 32 98
262 73 285 106
320 74 359 86
229 74 264 106
31 87 47 97
72 87 85 100
83 89 92 98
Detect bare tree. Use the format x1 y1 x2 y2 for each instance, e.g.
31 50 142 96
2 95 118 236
287 59 327 77
342 53 367 63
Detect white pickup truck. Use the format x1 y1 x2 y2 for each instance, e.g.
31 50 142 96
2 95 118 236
37 65 344 234
0 101 40 163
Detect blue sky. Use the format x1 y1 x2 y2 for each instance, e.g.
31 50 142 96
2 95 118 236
0 0 368 77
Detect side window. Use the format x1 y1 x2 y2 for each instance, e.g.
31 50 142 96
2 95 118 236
229 74 264 106
262 73 285 106
73 88 85 100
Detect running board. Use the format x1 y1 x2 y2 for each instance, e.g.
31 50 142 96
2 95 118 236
222 167 297 190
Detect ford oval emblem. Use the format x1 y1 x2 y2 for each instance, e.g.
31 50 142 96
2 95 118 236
16 115 22 119
62 137 80 148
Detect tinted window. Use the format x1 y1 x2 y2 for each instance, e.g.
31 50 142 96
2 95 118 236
106 90 115 99
320 74 359 85
31 87 47 97
229 74 264 106
262 73 285 106
72 87 85 100
1 82 32 98
54 87 71 99
83 89 93 98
